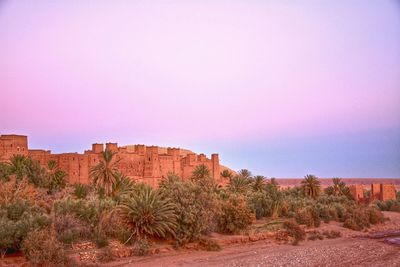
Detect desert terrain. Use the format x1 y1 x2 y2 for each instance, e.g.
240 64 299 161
103 212 400 267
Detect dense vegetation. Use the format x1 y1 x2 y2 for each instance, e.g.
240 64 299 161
0 152 397 265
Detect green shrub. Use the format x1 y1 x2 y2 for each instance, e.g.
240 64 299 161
159 177 220 247
0 200 51 257
21 228 69 266
343 218 361 231
367 207 385 224
375 200 400 213
283 220 305 245
198 237 221 251
54 214 91 244
307 231 324 241
342 207 383 231
74 183 88 199
323 230 341 239
295 207 320 227
218 195 253 234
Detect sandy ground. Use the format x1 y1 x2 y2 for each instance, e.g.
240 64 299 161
110 212 400 267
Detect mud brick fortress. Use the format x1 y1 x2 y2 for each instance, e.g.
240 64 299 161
0 134 220 187
350 184 397 202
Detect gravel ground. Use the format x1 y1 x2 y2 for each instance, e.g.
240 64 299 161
116 237 399 267
111 212 400 267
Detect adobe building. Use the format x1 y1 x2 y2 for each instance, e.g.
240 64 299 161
0 134 220 187
350 183 397 202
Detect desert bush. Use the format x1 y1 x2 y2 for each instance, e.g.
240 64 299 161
307 231 324 241
21 228 69 266
0 177 37 206
159 176 220 247
295 207 320 227
198 237 221 251
343 218 361 230
367 207 385 224
283 220 305 245
375 200 400 213
74 183 88 199
218 195 253 234
342 207 383 231
53 214 91 244
0 162 10 182
54 198 115 227
322 230 341 239
0 200 51 257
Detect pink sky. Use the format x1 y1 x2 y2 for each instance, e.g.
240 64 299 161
1 1 399 177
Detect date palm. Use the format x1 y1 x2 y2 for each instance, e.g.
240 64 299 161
90 149 119 196
47 160 67 191
117 185 177 241
9 155 29 180
238 169 252 180
192 164 210 180
111 172 135 201
252 175 266 192
301 174 321 199
220 170 233 180
228 175 251 194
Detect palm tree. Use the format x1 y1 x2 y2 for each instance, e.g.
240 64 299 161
117 185 177 242
111 172 135 201
90 149 119 196
191 164 214 188
192 164 210 181
238 169 252 179
228 175 251 194
252 175 266 192
220 170 233 180
8 155 29 180
47 160 67 191
325 177 352 199
301 174 321 199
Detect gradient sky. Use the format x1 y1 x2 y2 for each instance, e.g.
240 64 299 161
1 0 400 177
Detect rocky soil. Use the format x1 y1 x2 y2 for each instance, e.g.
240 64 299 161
109 212 400 267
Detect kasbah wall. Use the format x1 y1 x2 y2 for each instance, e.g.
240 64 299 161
0 134 221 187
349 184 397 202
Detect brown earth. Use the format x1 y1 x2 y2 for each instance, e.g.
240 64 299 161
106 212 400 267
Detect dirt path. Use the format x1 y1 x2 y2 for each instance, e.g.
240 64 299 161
110 236 399 267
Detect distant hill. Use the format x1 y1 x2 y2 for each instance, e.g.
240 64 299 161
277 178 400 190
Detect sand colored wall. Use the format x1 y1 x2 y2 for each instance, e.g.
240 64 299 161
0 134 28 161
381 184 396 201
350 185 364 201
351 183 397 202
2 134 220 187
